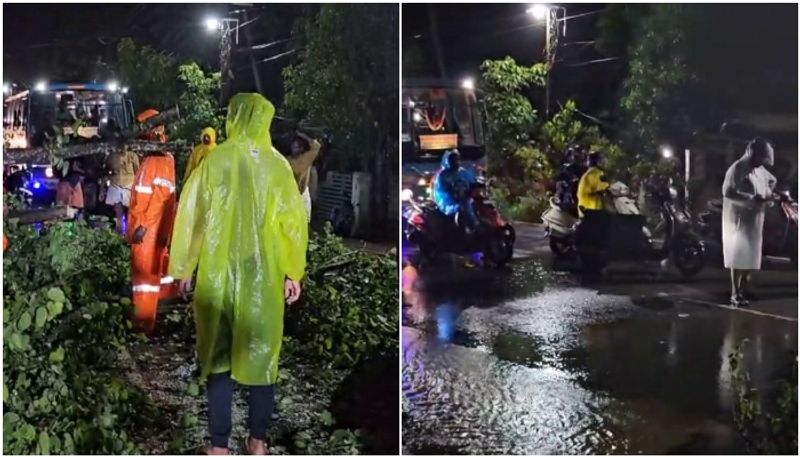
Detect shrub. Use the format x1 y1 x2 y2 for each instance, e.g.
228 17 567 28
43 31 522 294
3 222 159 454
284 226 398 367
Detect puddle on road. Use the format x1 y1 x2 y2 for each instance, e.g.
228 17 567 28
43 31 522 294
402 260 797 455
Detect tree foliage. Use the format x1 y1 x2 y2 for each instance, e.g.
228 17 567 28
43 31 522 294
283 4 398 234
480 57 631 221
284 226 397 368
3 222 158 454
480 57 548 179
115 38 180 112
171 63 224 143
283 4 398 171
620 5 698 153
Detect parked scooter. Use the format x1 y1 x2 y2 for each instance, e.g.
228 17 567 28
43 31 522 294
576 182 705 277
404 176 515 267
542 181 646 256
698 188 797 266
544 179 704 277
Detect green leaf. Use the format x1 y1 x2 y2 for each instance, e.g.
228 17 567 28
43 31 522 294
47 288 66 303
39 431 50 455
320 410 336 426
181 414 198 428
187 382 199 396
35 307 48 329
10 333 23 350
17 312 32 331
47 300 64 318
49 347 65 363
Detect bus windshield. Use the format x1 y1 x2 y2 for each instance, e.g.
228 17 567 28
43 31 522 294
402 85 485 163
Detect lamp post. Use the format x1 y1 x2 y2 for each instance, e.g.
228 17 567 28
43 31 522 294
527 3 566 119
206 16 240 105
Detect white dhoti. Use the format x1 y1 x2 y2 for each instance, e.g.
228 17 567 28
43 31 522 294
721 151 776 271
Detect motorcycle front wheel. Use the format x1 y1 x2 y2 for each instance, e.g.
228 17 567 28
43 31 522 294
485 228 514 268
672 236 705 278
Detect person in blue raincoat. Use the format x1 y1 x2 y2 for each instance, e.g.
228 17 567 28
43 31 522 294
433 149 479 231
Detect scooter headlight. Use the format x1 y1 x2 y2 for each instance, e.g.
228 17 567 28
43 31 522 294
402 188 414 202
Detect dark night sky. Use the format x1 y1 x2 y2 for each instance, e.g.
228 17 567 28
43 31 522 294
3 3 315 104
403 3 798 120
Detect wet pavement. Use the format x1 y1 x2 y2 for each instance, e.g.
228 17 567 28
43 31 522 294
401 243 797 454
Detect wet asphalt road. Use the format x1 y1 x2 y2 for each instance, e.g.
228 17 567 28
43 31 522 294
401 226 798 455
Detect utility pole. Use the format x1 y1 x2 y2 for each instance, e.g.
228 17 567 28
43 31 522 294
242 10 263 94
427 5 447 79
216 18 240 105
528 4 566 119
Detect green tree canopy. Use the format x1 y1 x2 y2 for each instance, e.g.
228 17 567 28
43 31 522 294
115 38 180 112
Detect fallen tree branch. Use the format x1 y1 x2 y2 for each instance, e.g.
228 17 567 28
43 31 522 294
4 140 191 165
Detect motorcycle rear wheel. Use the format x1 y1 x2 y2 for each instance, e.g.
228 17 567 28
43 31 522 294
549 237 575 257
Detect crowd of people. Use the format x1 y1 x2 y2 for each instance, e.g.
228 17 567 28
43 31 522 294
431 138 781 308
5 93 325 455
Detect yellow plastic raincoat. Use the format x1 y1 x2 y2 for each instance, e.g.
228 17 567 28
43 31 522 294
577 166 610 217
183 127 218 182
169 94 308 385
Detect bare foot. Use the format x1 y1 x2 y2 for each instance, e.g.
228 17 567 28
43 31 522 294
247 437 268 455
204 445 229 455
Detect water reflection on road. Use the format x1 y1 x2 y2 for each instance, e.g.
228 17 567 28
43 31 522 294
401 260 797 455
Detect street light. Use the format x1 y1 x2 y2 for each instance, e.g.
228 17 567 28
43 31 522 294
3 83 10 95
107 81 119 92
34 80 47 92
121 87 129 94
527 4 548 20
461 78 475 90
205 17 220 31
660 145 674 159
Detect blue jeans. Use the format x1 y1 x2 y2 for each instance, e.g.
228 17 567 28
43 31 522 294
207 372 275 448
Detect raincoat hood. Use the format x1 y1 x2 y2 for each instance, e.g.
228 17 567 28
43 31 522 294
225 93 275 144
441 150 459 171
201 127 217 145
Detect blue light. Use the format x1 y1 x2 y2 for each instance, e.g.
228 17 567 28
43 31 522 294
32 181 42 189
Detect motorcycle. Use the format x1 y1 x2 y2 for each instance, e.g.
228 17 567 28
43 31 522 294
403 176 515 267
698 189 798 266
542 181 646 257
544 180 704 277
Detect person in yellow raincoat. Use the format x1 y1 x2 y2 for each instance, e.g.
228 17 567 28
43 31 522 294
577 151 610 217
184 127 217 183
169 93 308 455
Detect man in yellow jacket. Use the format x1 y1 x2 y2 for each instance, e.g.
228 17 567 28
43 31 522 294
183 127 217 182
577 151 609 217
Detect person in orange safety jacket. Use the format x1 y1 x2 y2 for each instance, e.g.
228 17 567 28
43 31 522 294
127 149 178 333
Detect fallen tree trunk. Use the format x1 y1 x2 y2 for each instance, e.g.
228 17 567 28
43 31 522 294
8 206 76 224
3 140 190 165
